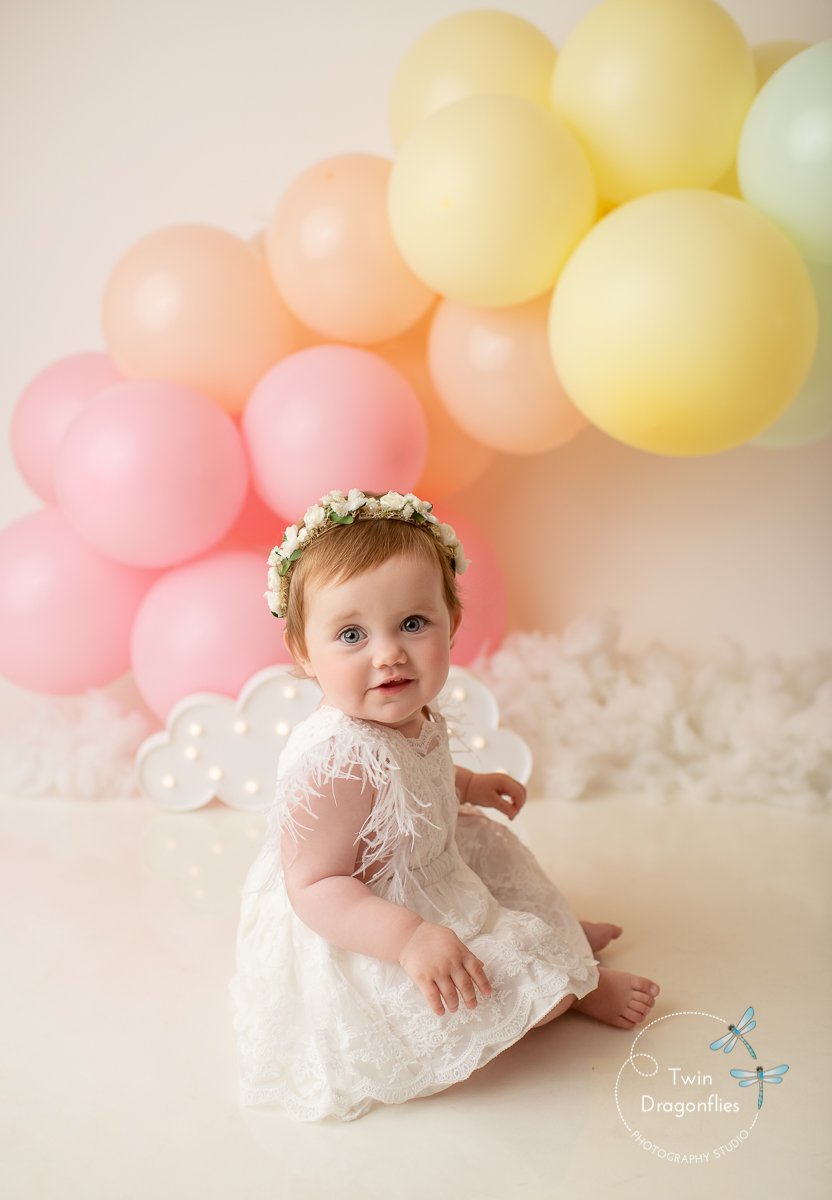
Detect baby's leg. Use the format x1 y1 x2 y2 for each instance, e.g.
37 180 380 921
455 806 577 927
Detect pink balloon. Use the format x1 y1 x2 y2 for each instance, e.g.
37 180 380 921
131 549 291 719
440 505 507 664
11 353 122 502
0 508 157 693
54 380 248 567
242 345 428 516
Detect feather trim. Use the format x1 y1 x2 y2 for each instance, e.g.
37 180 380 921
261 707 441 906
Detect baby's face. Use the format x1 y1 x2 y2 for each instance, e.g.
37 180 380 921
292 553 459 738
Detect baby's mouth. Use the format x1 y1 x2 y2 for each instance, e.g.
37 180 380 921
376 677 412 690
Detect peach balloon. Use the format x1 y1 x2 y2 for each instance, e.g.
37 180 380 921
267 154 435 344
375 313 495 499
428 295 588 454
11 352 122 503
131 549 290 719
102 224 302 414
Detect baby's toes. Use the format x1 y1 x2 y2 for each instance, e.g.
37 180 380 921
632 976 660 1001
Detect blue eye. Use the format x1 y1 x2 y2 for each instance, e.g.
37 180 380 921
402 616 426 633
338 627 364 645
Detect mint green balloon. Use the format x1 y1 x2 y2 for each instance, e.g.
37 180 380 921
753 259 832 447
738 40 832 263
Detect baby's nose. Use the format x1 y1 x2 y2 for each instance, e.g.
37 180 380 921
372 636 407 668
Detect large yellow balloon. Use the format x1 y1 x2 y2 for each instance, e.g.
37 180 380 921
549 190 818 456
551 0 755 205
102 225 300 413
389 10 556 148
389 94 596 308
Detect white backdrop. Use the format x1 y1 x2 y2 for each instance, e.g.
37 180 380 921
2 0 831 659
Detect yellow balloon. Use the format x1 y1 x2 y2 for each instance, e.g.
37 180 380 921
549 190 818 456
389 94 596 308
389 10 556 148
713 40 810 198
551 0 755 205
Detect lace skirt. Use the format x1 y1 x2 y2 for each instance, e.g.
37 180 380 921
229 807 599 1122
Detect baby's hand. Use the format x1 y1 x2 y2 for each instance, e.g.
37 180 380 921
398 922 493 1017
466 772 526 821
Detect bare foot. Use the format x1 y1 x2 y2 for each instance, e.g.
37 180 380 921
573 967 660 1029
580 921 623 954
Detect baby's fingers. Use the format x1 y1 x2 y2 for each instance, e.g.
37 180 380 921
418 980 447 1017
449 957 493 1013
468 957 493 1002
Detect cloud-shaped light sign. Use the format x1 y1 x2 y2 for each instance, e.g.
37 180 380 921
135 666 532 812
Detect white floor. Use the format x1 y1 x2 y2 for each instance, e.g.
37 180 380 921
1 789 829 1200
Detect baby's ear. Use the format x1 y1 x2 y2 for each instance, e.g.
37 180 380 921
449 610 462 644
283 629 315 680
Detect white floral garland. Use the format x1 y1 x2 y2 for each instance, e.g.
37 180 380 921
265 489 470 618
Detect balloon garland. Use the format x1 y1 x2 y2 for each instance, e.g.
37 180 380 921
3 2 830 717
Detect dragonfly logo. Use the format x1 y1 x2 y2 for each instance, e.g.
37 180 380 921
614 1006 790 1165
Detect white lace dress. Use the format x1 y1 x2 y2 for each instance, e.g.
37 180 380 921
229 705 599 1122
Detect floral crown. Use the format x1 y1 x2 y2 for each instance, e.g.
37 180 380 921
265 488 470 618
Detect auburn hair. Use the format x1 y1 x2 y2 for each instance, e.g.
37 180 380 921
283 516 462 661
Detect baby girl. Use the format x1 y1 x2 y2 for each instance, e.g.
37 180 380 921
229 488 660 1121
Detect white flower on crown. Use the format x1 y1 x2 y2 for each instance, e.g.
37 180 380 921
278 524 304 558
266 486 468 618
437 523 470 573
304 504 327 530
379 490 406 511
438 523 457 547
405 493 434 520
453 542 471 574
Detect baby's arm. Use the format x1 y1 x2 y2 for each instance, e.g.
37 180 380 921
283 771 424 963
284 770 493 1014
455 765 526 821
